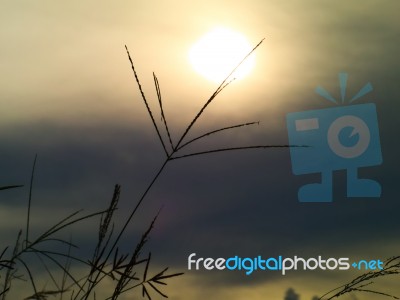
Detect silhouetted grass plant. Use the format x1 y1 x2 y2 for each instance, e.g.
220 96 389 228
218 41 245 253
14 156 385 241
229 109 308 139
1 177 182 299
2 37 393 300
1 39 282 299
319 256 400 300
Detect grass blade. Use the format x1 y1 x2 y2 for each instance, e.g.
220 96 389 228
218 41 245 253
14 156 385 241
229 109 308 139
16 258 38 298
153 73 174 150
26 154 37 247
175 38 265 149
125 45 169 157
171 144 301 160
0 185 23 191
176 121 260 151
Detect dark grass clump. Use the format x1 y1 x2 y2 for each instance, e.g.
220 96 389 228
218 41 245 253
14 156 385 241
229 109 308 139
319 256 400 300
0 179 182 300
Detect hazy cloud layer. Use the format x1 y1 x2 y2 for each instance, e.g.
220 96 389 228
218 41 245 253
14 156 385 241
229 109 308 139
1 0 399 298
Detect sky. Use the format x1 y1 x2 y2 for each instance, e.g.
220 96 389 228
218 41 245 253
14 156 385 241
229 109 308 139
1 0 399 299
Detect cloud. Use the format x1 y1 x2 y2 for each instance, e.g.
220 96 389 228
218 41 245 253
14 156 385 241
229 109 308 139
1 0 400 299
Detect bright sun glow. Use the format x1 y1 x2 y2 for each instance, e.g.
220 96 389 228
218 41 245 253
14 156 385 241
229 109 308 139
189 27 256 83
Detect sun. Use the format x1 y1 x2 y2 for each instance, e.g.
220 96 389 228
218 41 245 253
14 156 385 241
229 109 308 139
189 27 256 83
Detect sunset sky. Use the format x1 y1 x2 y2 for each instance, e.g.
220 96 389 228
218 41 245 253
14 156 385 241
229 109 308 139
1 1 399 299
